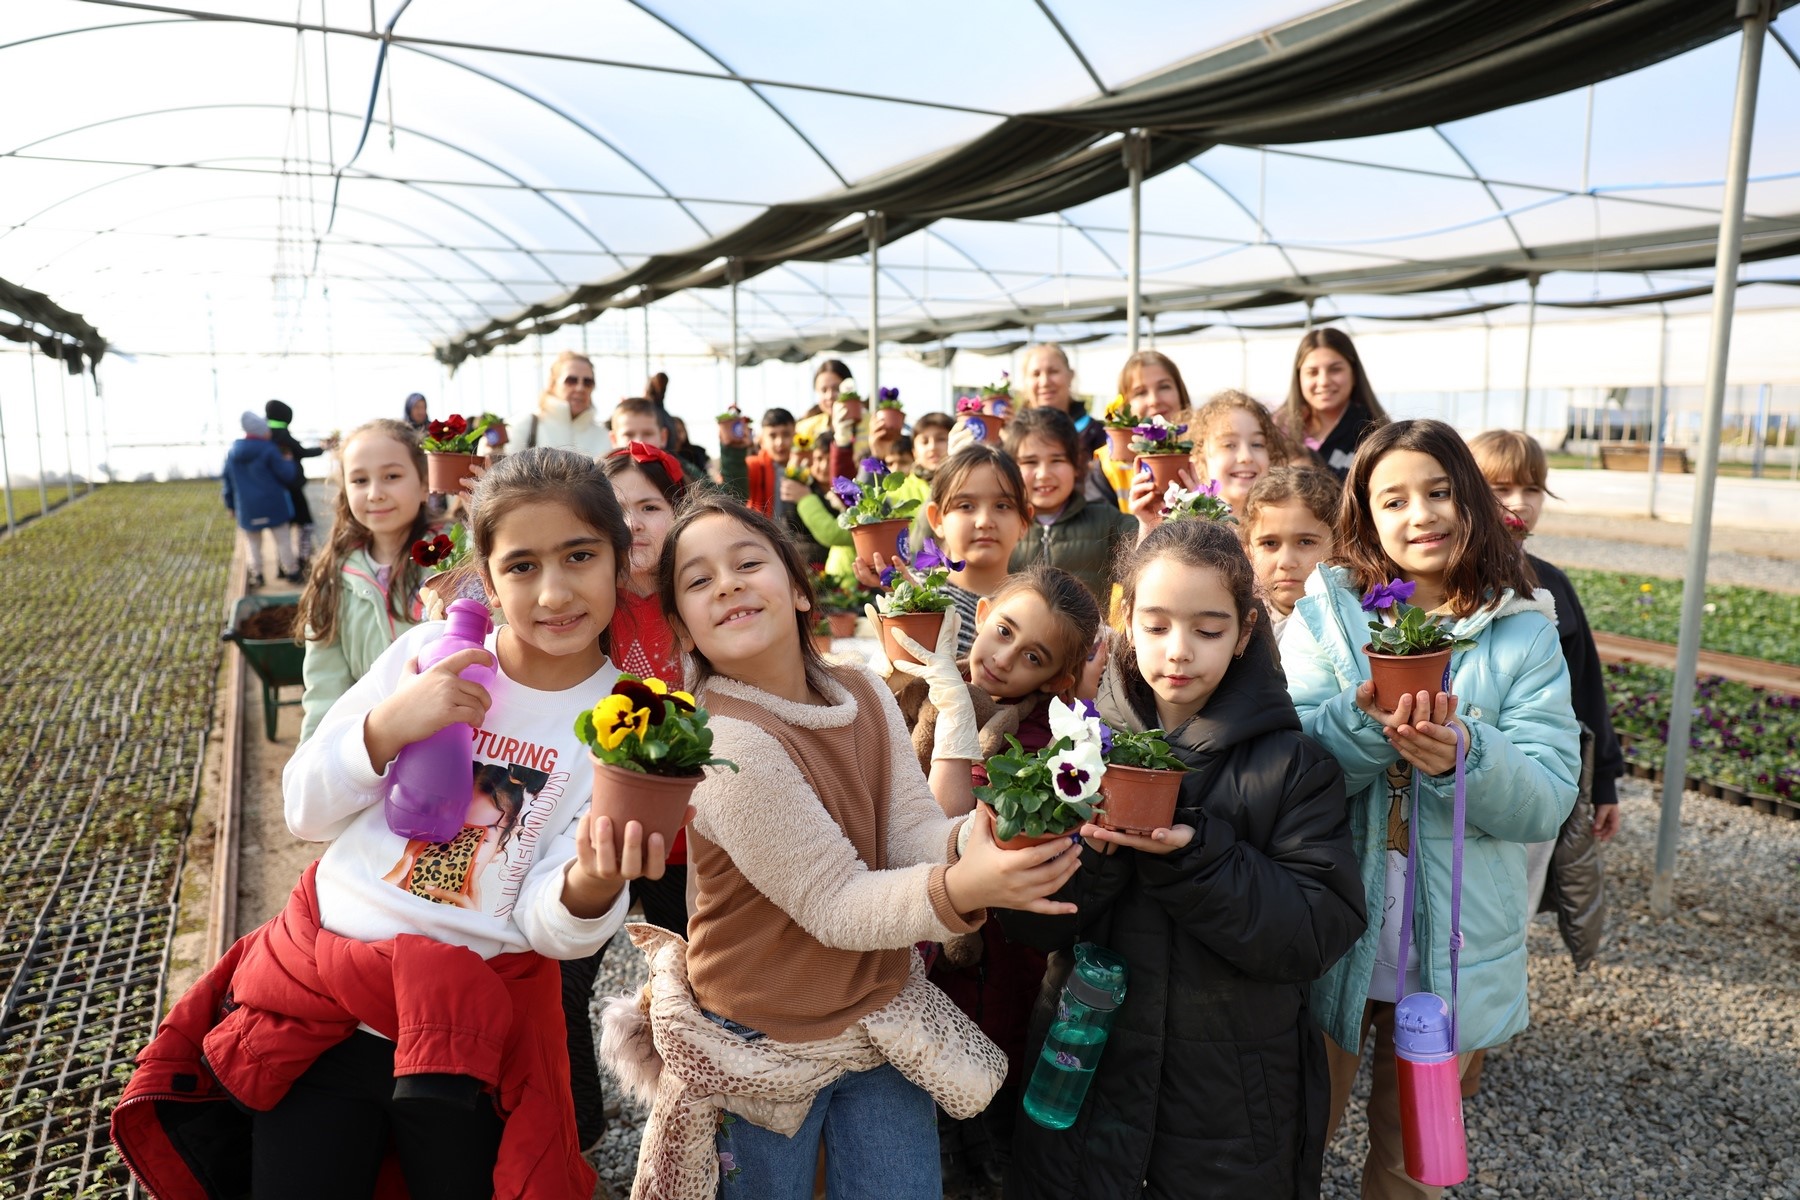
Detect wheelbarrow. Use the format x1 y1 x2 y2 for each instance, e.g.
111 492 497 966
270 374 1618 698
223 593 305 741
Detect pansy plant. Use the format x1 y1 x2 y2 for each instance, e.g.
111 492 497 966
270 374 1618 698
1128 415 1193 456
1101 393 1137 430
974 696 1112 841
420 413 500 454
875 387 903 411
833 456 922 529
575 674 738 776
1160 479 1235 525
1362 579 1477 656
876 536 964 615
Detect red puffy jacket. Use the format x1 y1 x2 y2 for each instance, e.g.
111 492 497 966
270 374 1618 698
111 864 595 1200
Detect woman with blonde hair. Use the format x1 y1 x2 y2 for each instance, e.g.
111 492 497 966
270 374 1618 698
1020 342 1105 457
513 349 608 455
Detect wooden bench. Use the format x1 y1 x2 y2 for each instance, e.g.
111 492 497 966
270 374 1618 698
1599 444 1691 473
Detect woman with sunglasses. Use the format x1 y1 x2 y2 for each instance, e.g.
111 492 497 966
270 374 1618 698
515 350 609 455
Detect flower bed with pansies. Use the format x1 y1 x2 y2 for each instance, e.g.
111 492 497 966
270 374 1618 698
1569 568 1800 667
1605 660 1800 813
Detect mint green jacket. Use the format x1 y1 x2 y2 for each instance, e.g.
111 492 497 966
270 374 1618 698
1281 565 1578 1053
300 549 421 742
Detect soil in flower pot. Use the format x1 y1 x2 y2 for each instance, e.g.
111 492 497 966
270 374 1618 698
874 407 905 437
981 803 1075 852
1135 453 1188 495
426 451 484 495
1096 764 1183 836
1362 645 1452 713
879 611 945 668
849 518 911 571
589 758 699 858
826 610 860 639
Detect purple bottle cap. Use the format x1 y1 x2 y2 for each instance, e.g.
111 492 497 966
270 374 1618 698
1393 992 1454 1060
445 597 493 641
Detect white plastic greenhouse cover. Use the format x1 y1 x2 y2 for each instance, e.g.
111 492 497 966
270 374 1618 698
3 0 1799 364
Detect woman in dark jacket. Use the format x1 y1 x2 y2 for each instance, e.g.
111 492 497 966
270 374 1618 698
1001 520 1366 1200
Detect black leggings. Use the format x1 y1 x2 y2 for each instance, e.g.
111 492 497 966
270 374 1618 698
250 1031 503 1200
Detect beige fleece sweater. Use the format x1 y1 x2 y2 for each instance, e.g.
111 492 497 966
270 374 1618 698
685 664 982 1043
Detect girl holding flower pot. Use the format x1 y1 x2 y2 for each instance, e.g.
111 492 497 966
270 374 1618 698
1001 518 1367 1198
118 449 677 1200
1279 419 1579 1197
613 494 1080 1200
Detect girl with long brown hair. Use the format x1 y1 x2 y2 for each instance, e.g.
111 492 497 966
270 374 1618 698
1277 328 1390 479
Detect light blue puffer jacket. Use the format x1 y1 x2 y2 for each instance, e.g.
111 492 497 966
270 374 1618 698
1281 565 1579 1054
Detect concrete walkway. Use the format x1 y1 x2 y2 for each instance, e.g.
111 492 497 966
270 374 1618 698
1546 467 1800 532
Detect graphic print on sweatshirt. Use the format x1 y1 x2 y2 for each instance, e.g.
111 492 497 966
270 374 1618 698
384 735 569 918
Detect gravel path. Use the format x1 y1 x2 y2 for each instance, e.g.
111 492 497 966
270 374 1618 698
583 779 1800 1198
1531 532 1800 593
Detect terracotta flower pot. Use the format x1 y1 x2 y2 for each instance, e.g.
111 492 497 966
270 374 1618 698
981 803 1074 852
425 451 483 495
878 611 945 667
1105 427 1136 459
959 412 1007 444
982 396 1013 419
1362 645 1453 713
812 632 835 653
717 416 748 445
874 407 906 437
1134 452 1188 495
1096 764 1183 835
849 518 911 570
827 610 860 639
589 757 700 858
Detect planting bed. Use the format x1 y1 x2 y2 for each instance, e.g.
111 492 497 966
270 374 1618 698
1570 568 1800 667
0 482 231 1199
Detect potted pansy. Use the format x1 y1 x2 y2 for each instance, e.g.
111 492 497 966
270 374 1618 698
1160 479 1236 525
834 456 922 569
1361 579 1477 711
979 372 1015 418
815 573 871 640
575 674 737 856
955 396 1005 445
873 537 963 667
974 697 1106 848
835 379 865 423
873 387 906 438
410 523 477 617
1101 393 1137 459
785 432 814 485
421 413 500 494
1130 416 1193 495
716 404 749 447
1094 720 1186 835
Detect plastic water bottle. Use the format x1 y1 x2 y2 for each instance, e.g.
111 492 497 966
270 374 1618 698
1022 943 1127 1130
384 598 495 842
1394 992 1469 1187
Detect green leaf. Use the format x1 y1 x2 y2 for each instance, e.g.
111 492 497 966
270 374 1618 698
997 813 1022 842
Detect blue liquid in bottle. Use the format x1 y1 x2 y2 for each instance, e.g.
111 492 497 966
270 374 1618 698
1022 944 1127 1131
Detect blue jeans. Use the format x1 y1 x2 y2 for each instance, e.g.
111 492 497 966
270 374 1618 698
706 1014 940 1199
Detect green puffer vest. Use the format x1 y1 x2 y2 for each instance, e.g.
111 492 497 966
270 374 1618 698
1008 490 1136 603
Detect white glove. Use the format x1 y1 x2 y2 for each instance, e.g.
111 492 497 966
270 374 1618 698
889 611 982 763
866 601 959 684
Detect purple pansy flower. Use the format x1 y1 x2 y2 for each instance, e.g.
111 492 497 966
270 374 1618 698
831 475 862 506
879 386 899 402
1135 423 1168 443
912 535 966 574
1360 578 1417 612
859 456 889 478
880 564 899 588
1079 699 1116 755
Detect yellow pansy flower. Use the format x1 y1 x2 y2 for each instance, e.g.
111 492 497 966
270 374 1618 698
594 694 649 749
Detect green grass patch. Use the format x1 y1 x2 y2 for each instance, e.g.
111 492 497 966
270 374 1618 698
1568 567 1800 667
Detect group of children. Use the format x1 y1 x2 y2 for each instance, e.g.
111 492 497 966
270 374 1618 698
119 330 1620 1200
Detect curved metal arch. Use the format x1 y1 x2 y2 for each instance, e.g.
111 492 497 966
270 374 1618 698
3 101 628 278
1031 0 1110 96
394 43 714 239
624 1 849 188
0 16 193 54
913 227 1030 316
1183 161 1311 284
1431 126 1533 260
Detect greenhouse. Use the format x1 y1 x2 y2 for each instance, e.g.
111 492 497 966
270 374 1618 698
3 3 1799 1198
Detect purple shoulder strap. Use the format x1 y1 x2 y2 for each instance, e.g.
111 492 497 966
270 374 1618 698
1393 723 1468 1049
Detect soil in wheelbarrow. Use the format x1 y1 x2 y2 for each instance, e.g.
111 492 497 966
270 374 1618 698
238 604 299 640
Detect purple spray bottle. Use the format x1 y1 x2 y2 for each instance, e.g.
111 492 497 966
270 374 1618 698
384 598 496 842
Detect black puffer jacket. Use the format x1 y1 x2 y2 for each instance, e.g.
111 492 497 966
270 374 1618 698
1002 630 1366 1200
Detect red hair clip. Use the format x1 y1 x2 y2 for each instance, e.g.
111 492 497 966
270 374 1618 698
615 440 684 483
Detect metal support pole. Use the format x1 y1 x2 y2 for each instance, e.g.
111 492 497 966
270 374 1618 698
867 212 885 398
1653 1 1770 918
1480 323 1492 431
642 299 652 383
1124 132 1147 356
28 340 48 516
57 348 74 503
1647 310 1670 517
1518 277 1538 431
1 362 15 533
728 263 741 411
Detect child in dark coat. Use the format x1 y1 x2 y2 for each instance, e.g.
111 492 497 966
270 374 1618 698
222 411 299 588
265 399 323 571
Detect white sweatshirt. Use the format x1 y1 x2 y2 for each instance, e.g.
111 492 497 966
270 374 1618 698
282 620 628 961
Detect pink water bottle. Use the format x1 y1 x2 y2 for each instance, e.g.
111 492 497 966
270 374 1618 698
1394 992 1469 1187
384 598 495 842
